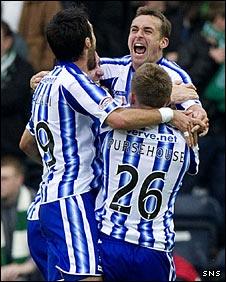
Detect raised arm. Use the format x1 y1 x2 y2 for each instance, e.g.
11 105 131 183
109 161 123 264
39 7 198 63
105 107 206 147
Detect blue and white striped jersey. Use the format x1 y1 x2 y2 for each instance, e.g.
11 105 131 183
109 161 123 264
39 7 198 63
97 124 199 252
26 62 120 204
100 55 201 109
27 188 41 220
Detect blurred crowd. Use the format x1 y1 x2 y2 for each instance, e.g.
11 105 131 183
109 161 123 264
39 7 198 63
1 1 225 281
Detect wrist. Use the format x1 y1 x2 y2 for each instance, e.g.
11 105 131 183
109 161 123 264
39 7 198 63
159 107 174 123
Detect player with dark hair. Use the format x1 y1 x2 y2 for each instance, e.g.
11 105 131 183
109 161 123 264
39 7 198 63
19 8 203 281
30 7 209 137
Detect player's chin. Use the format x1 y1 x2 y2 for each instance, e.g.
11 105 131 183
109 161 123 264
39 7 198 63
131 53 146 68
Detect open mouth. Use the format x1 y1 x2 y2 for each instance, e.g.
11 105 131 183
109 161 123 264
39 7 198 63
133 43 146 55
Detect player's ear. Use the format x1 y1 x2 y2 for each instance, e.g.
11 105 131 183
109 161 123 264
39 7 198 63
130 92 136 106
160 37 169 49
85 37 92 48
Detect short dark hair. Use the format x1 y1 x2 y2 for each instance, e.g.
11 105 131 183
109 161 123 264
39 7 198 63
135 6 171 38
46 7 92 62
131 63 172 108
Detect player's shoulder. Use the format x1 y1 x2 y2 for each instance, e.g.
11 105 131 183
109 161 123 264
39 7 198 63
100 55 132 66
158 57 191 81
61 63 96 88
159 57 185 70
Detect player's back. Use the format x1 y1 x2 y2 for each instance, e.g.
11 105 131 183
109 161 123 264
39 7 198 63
29 63 103 203
98 123 196 252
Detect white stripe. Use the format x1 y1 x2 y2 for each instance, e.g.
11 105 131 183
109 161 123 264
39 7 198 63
55 265 102 276
166 252 175 281
12 230 30 258
60 199 76 273
77 195 96 274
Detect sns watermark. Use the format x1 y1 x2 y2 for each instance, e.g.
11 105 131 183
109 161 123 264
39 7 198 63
202 270 221 278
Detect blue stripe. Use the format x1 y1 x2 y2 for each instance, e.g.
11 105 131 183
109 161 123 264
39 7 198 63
58 61 83 75
90 122 103 190
58 89 79 198
27 194 41 218
125 67 134 102
27 119 35 135
61 85 102 190
187 147 198 174
51 66 62 76
163 144 189 251
36 83 53 202
100 55 131 66
81 191 99 272
100 78 115 93
66 64 111 105
96 131 113 228
40 200 69 272
159 58 192 83
110 135 142 240
138 124 174 248
61 85 91 117
111 77 119 93
33 83 45 103
66 197 89 273
104 131 114 201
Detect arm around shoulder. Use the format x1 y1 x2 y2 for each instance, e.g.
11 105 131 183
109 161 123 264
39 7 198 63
105 107 162 130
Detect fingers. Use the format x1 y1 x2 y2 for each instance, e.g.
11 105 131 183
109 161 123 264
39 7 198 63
183 120 195 147
202 117 209 127
199 127 209 137
170 89 199 104
183 130 196 147
183 133 192 147
192 131 198 146
183 127 199 147
178 114 199 147
191 124 200 133
30 71 49 90
191 107 208 120
171 110 202 147
184 83 197 90
190 117 209 136
188 94 199 100
191 118 206 130
187 122 195 147
184 109 193 116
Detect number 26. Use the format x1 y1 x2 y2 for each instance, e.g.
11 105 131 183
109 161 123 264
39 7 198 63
110 164 165 220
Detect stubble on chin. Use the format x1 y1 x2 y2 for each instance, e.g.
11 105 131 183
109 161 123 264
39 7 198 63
87 48 96 71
